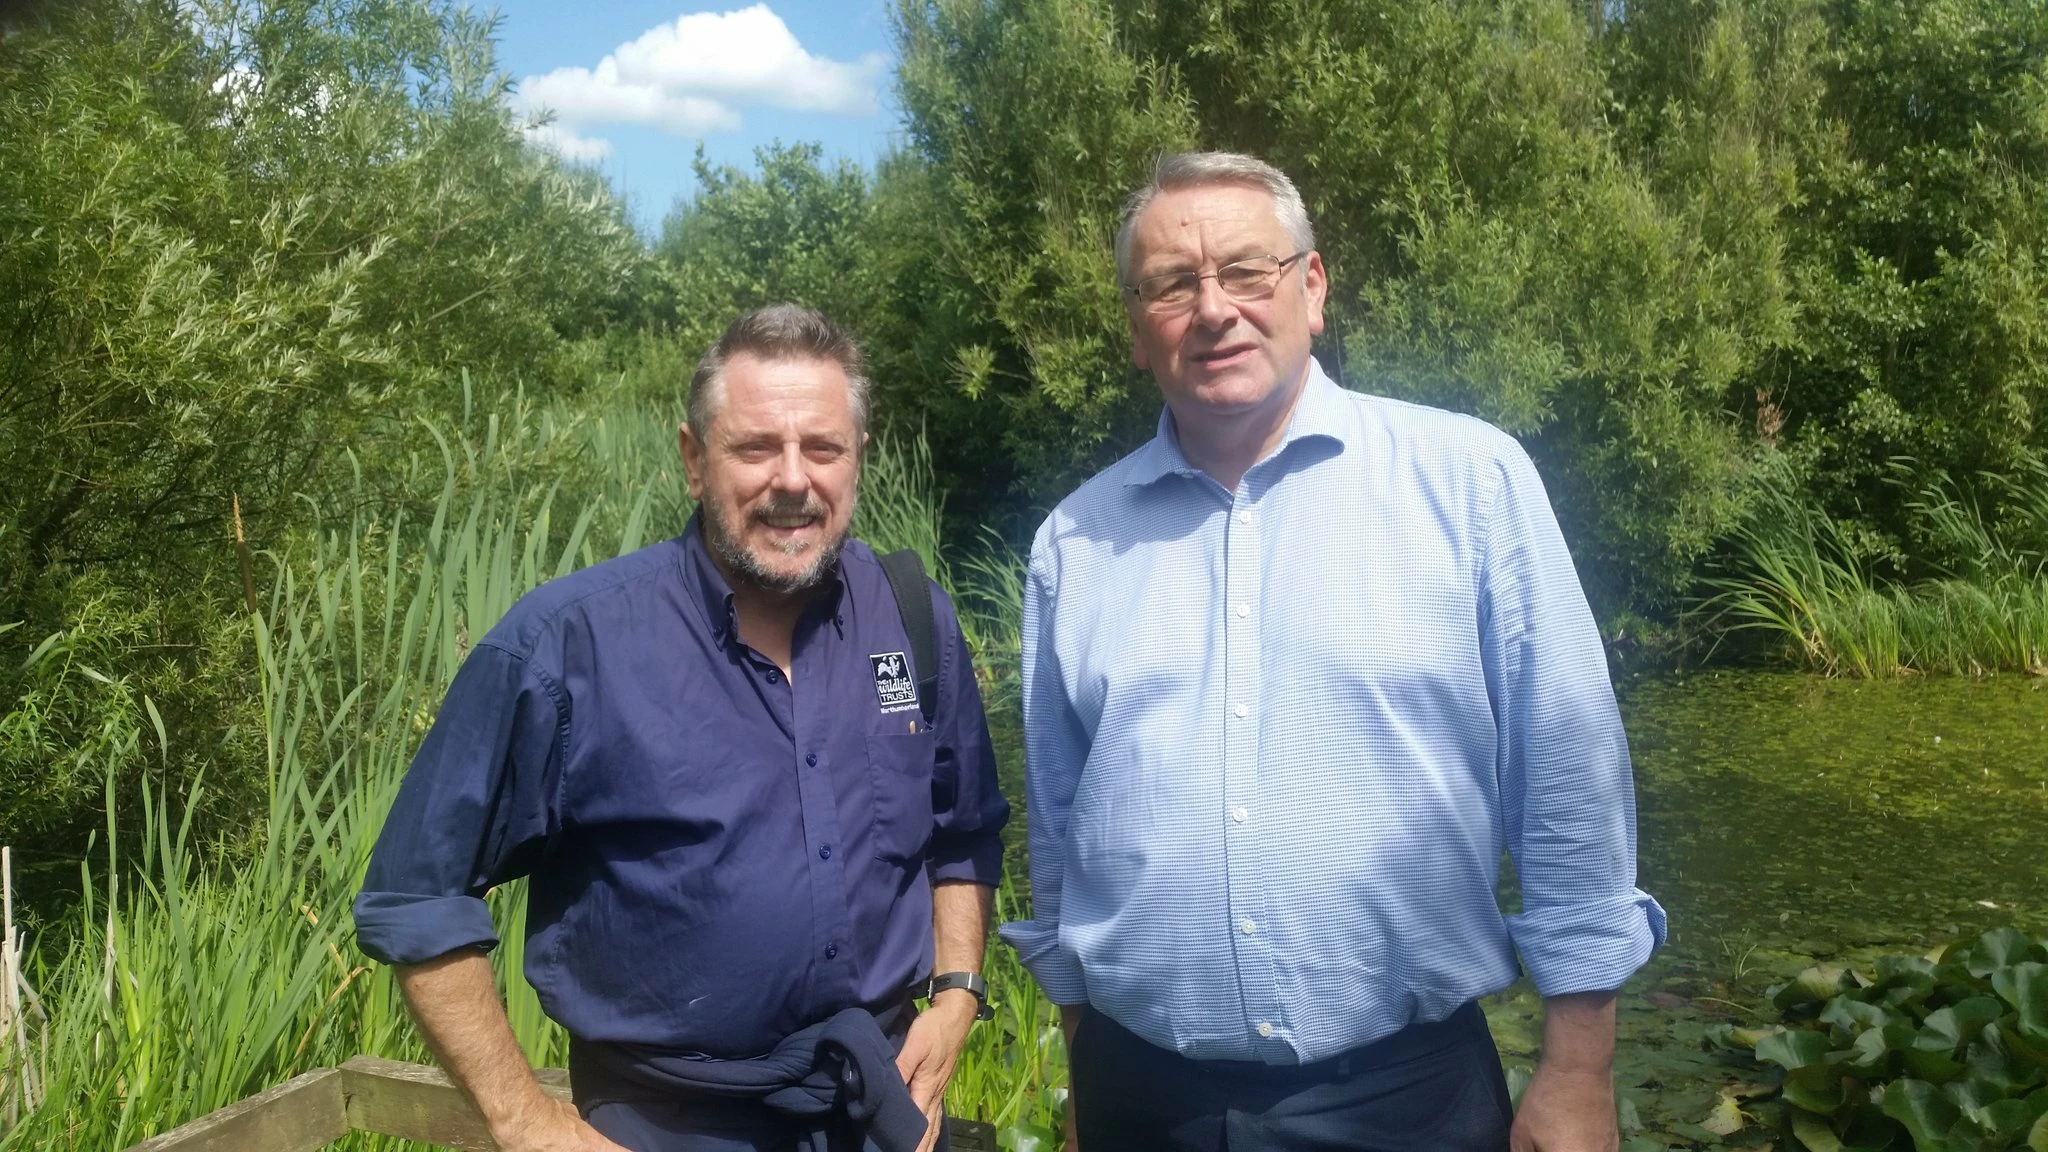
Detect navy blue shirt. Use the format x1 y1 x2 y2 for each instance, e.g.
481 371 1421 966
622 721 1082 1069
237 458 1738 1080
352 519 1009 1057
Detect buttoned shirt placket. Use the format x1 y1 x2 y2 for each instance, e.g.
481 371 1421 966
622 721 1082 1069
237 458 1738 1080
742 599 861 1014
1220 474 1287 1057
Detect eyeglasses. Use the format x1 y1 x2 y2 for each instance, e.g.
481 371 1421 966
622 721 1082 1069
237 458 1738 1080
1124 251 1310 313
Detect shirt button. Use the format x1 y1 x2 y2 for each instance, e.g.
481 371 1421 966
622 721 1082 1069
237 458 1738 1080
1256 1021 1274 1038
1237 509 1255 525
818 845 832 860
766 670 781 684
825 944 838 959
1232 806 1248 823
1239 918 1257 935
1232 702 1249 719
1234 603 1250 618
805 753 818 767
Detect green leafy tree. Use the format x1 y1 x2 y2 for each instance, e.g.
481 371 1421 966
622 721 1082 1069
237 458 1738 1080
1769 0 2048 570
889 0 1196 513
652 143 884 359
0 0 643 873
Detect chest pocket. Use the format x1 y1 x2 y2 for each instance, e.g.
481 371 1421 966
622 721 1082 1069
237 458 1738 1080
866 730 936 863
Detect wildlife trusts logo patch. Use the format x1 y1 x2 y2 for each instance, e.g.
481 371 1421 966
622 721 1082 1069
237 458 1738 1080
869 651 919 714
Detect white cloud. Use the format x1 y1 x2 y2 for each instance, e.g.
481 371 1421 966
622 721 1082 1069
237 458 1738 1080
523 122 616 162
516 4 884 160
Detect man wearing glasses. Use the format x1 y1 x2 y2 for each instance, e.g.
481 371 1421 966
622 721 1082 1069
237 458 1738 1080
1001 152 1664 1151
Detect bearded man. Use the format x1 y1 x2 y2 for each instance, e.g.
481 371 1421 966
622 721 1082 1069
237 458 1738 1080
354 304 1009 1152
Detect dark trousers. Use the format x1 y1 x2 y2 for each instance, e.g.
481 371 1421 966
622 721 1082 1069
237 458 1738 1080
1069 1002 1513 1152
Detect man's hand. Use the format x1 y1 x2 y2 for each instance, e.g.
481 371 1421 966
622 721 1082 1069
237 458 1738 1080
897 991 980 1152
1509 990 1620 1152
1510 1065 1616 1152
492 1094 630 1152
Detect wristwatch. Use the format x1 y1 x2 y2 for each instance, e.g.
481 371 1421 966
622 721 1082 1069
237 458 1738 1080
924 971 994 1020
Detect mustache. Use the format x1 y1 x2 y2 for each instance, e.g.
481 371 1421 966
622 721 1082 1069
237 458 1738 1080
753 496 827 521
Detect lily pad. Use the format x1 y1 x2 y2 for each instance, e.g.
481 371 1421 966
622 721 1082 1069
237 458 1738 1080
1793 1109 1846 1152
1881 1079 1962 1148
1992 963 2048 1044
1921 999 2009 1054
1972 928 2044 977
1825 998 1892 1034
1701 1093 1748 1137
1783 1066 1849 1114
1779 967 1855 1012
1759 1029 1834 1071
1845 1026 1896 1074
1901 1045 1968 1084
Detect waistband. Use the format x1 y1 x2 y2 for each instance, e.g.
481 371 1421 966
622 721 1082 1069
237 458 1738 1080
1094 1000 1491 1085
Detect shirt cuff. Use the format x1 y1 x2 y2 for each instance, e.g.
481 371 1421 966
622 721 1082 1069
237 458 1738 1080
1507 889 1668 997
998 917 1090 1005
352 891 500 965
927 829 1005 887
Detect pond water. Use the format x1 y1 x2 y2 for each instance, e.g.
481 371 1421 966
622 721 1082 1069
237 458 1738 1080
1537 670 2045 1146
1627 670 2048 960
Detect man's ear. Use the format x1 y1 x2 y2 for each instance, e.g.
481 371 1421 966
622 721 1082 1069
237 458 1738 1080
679 423 706 500
1303 250 1329 337
1128 305 1151 372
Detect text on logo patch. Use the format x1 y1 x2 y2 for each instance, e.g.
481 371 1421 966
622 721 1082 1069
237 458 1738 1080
870 651 919 714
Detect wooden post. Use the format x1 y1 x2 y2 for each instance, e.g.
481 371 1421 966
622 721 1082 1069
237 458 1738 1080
0 844 39 1125
2 844 15 1127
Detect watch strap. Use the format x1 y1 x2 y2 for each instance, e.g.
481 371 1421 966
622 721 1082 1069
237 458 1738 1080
925 970 993 1020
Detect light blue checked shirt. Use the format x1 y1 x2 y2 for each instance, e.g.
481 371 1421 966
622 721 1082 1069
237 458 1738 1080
999 359 1666 1065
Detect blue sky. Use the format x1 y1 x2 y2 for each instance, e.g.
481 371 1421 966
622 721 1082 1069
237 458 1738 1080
487 1 900 234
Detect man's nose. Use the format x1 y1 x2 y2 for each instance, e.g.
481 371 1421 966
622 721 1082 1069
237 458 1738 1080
1191 273 1237 328
770 443 808 492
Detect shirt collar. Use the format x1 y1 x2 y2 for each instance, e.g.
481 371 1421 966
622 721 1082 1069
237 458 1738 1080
1124 356 1350 489
677 514 846 647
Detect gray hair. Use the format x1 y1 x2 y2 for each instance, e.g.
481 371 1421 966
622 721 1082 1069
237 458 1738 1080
1114 151 1317 283
687 303 871 438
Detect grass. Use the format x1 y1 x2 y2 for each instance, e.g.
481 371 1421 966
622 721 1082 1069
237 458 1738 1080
1697 460 2048 677
0 397 1045 1149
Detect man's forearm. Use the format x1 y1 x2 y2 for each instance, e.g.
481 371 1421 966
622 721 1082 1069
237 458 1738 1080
930 879 992 977
1509 989 1620 1151
396 950 559 1141
1539 989 1616 1073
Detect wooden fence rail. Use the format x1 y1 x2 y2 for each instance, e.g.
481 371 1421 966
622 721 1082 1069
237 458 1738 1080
121 1057 997 1152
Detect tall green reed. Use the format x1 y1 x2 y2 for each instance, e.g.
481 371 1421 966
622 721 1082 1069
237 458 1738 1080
947 883 1067 1149
1699 460 2048 676
0 395 1041 1149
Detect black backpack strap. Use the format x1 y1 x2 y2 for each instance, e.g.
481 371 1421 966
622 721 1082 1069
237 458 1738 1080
877 548 939 727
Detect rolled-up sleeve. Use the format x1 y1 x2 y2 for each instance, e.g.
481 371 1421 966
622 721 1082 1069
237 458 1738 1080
925 583 1009 886
1482 445 1667 996
997 552 1092 1006
352 641 565 965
